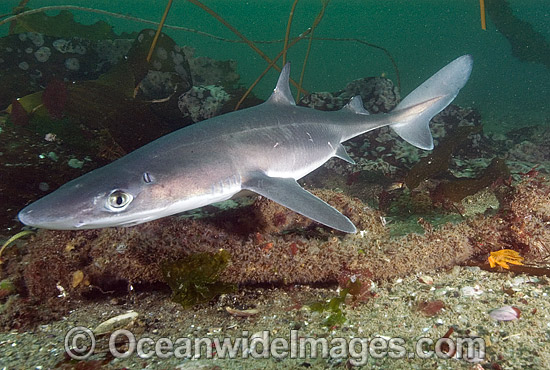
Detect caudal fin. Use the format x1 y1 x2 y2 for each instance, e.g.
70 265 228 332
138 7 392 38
391 55 473 150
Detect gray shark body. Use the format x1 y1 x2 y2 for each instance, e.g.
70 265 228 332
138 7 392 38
18 55 473 232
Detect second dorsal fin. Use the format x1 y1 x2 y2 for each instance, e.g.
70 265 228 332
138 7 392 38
343 96 369 115
267 63 296 106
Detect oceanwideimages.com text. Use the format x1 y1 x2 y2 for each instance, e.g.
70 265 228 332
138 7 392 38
65 327 485 365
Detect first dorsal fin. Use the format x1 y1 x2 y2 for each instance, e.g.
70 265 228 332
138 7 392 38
267 63 296 106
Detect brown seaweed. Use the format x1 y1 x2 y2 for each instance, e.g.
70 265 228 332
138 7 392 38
433 157 510 203
404 125 482 189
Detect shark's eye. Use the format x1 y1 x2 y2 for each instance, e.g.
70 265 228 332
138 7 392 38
107 190 133 211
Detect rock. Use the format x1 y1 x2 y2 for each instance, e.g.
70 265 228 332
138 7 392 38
93 311 139 335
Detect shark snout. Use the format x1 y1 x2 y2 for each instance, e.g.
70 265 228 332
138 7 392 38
18 201 85 230
17 206 49 229
17 207 33 226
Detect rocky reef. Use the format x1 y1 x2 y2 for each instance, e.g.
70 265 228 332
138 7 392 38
2 173 550 330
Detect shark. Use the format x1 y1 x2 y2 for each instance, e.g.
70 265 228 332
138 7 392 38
18 55 473 233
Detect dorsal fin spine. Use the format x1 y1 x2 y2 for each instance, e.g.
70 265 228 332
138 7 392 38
267 63 296 106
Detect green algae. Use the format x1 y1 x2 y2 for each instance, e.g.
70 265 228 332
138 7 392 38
162 250 235 308
309 279 367 328
0 279 16 316
309 288 348 328
0 279 16 298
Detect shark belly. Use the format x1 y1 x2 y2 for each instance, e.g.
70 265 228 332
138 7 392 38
230 112 343 181
263 135 339 180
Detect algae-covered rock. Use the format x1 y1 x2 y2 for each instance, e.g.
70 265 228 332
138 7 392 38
10 10 135 40
8 168 550 330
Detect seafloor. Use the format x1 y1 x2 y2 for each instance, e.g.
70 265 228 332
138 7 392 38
1 5 550 370
1 267 550 369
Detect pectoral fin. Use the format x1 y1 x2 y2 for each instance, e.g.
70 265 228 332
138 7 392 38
243 173 357 233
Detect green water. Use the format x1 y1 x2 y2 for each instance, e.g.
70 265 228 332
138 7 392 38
1 0 549 132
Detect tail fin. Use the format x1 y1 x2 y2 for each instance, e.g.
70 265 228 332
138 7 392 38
391 55 473 150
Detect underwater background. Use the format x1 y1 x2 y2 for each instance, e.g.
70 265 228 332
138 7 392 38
1 0 548 133
1 1 550 369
